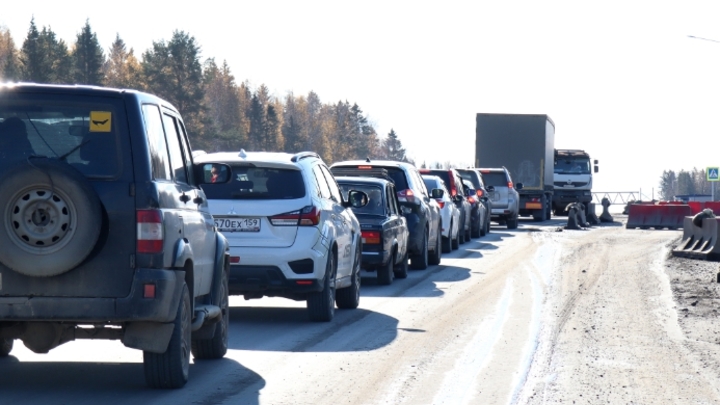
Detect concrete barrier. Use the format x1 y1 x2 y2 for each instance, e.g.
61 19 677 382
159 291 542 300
672 217 720 261
626 203 691 230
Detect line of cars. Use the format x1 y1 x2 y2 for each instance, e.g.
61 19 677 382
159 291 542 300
195 154 500 320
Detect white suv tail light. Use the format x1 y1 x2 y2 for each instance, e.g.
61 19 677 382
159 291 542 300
270 205 320 226
137 209 163 254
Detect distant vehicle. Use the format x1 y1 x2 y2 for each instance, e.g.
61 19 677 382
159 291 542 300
336 176 409 285
419 168 472 243
330 160 442 269
461 179 489 238
457 168 493 237
553 149 598 215
0 84 232 389
476 113 555 221
479 167 522 229
196 150 368 323
422 174 461 252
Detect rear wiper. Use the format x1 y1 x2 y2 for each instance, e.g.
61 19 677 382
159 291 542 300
58 139 90 161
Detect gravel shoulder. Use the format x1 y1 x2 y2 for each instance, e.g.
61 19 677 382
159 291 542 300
518 216 720 405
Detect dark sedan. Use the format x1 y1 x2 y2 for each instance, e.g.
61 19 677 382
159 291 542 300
336 176 409 285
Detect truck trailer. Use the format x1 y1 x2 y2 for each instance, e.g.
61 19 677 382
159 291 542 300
476 113 555 221
552 149 598 215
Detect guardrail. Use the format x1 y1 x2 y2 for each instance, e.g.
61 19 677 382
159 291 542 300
591 192 645 205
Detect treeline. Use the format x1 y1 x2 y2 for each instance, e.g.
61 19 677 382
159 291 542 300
659 168 715 200
0 19 410 164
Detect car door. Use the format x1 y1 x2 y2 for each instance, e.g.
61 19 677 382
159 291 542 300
387 183 408 260
319 165 353 278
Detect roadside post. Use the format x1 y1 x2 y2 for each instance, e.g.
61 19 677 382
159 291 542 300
707 167 719 201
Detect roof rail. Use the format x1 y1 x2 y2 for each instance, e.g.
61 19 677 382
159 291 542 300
291 151 320 162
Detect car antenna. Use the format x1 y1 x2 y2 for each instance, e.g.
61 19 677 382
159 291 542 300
366 157 371 163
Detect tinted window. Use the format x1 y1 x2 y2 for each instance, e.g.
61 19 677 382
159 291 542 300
458 170 482 189
201 166 305 200
482 172 509 187
381 167 409 190
162 114 187 184
142 104 171 181
0 95 122 177
176 120 196 185
338 183 384 215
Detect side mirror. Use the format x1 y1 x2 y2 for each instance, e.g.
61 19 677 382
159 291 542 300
430 188 445 199
196 162 232 184
345 190 369 208
486 185 495 192
515 183 524 191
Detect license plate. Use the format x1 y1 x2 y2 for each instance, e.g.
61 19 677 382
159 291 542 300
215 217 261 232
525 202 542 209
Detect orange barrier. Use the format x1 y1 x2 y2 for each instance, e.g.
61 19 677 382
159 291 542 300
672 217 720 261
625 204 691 230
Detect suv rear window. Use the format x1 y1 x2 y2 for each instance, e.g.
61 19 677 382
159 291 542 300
481 172 509 187
457 170 482 189
201 166 306 200
0 95 123 177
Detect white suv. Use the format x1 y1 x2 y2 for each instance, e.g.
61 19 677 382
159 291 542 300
195 150 367 322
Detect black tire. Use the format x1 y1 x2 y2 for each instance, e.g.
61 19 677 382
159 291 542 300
337 243 361 309
464 225 471 242
479 215 487 237
377 253 394 285
545 202 552 221
458 220 466 244
429 228 441 265
0 160 102 277
410 230 429 270
0 338 13 357
451 224 459 250
472 215 482 238
394 251 409 279
144 283 191 389
191 269 229 360
307 252 336 321
441 234 452 253
507 215 519 229
485 216 491 235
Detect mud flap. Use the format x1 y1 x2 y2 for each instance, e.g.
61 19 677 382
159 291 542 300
123 322 175 353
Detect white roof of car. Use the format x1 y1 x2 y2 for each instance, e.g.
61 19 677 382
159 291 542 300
194 150 305 170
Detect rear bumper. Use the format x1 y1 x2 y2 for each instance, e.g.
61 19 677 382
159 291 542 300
361 250 391 269
228 264 323 295
0 268 184 323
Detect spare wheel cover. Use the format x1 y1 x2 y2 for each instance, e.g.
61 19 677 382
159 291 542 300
0 160 102 277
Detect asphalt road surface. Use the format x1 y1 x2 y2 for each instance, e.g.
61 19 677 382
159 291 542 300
3 215 719 405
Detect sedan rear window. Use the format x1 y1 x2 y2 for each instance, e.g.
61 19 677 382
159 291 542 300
338 183 384 216
201 166 305 200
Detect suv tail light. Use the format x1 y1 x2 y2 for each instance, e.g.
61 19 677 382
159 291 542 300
362 230 381 244
467 196 477 204
476 189 484 198
137 209 163 254
397 189 418 204
270 205 320 226
435 200 445 209
508 181 514 189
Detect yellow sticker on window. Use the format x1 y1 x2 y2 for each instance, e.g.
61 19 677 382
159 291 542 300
89 111 112 132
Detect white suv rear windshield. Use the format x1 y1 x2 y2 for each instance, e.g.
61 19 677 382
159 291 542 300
201 166 306 200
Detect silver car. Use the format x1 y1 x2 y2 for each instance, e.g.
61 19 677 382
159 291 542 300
477 167 523 229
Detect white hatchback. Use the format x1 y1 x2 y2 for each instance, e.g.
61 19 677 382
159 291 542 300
196 150 367 322
422 175 461 253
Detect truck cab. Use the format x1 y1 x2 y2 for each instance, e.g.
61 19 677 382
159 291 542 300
552 149 599 215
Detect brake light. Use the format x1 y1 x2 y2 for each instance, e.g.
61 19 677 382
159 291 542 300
436 200 445 209
137 209 163 254
419 169 430 174
476 189 484 198
508 181 514 189
358 165 372 169
270 206 320 226
467 196 477 204
397 189 417 204
362 230 381 244
530 197 540 202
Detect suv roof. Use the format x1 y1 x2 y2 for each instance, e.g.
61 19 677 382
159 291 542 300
195 150 320 168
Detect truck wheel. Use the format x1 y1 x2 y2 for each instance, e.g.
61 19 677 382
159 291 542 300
0 160 102 277
0 338 13 357
507 216 519 229
144 283 191 389
377 253 394 285
336 243 361 309
394 252 408 279
307 252 336 321
411 230 429 270
191 270 229 360
429 228 442 265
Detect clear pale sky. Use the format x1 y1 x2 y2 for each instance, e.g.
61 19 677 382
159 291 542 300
3 1 720 197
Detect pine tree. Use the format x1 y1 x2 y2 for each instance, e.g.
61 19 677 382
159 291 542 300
382 129 407 162
103 34 144 89
72 20 104 85
20 18 48 82
143 30 205 140
0 27 20 81
202 58 244 151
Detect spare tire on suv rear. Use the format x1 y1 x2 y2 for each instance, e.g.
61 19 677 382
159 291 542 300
0 159 102 277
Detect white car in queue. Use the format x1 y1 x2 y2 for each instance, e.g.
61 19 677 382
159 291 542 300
421 175 461 253
195 150 368 322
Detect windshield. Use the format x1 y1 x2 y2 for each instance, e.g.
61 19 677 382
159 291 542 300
201 166 306 200
554 158 590 174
